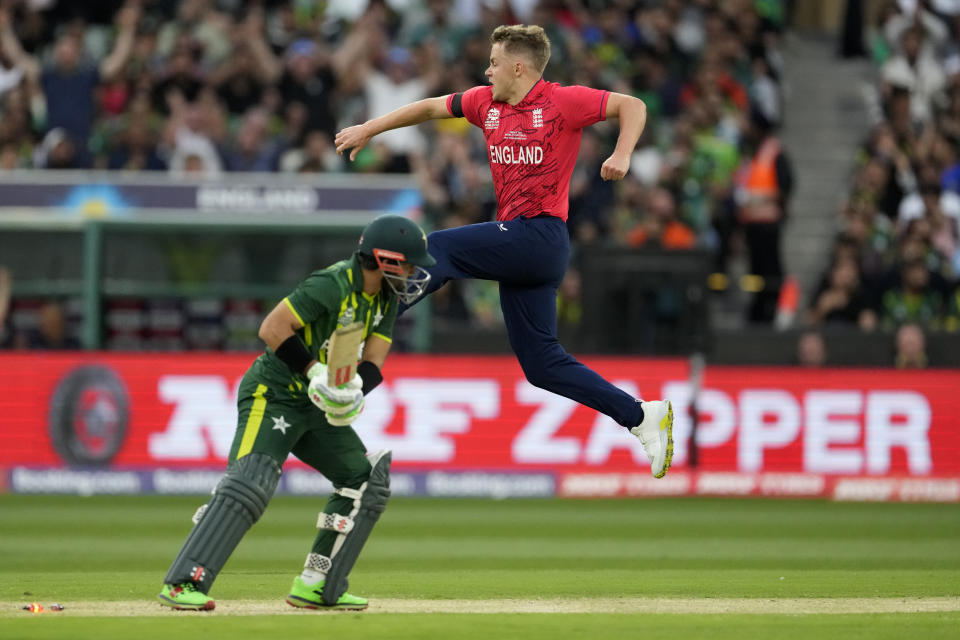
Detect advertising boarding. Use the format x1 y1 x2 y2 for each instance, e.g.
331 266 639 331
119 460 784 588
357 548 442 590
1 353 957 501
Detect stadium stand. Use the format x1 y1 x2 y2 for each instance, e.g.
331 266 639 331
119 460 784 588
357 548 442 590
1 0 956 364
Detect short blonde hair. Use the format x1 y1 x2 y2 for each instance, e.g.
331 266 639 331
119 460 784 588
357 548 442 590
490 24 551 73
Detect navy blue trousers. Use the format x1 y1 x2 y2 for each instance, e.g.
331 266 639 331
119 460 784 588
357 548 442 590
400 216 643 428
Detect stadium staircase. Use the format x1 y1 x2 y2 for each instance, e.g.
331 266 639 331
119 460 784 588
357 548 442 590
780 30 877 311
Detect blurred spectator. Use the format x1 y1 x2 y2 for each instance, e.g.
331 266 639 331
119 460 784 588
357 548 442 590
795 330 827 367
936 84 960 141
806 256 878 330
631 49 683 121
163 96 223 177
894 322 928 368
431 279 471 327
838 204 892 281
868 0 901 66
556 267 583 329
0 2 140 164
0 46 24 100
24 300 80 349
355 44 442 173
679 58 749 114
155 0 232 69
858 121 912 219
462 279 503 329
419 126 493 223
400 0 476 63
222 107 281 172
0 85 38 168
94 88 165 169
273 25 372 140
882 2 951 56
569 130 616 239
748 53 781 127
897 180 960 269
107 119 166 171
208 8 278 117
428 210 499 328
624 185 696 249
683 100 740 240
886 83 919 154
851 154 904 223
0 267 12 348
879 257 945 329
945 282 960 330
881 24 947 125
33 127 80 169
734 109 793 323
281 130 342 173
151 38 205 114
932 130 960 193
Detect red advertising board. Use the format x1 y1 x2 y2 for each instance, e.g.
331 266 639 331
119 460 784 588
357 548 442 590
2 353 958 481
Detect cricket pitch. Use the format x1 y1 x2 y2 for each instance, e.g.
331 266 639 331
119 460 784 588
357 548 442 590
3 597 959 617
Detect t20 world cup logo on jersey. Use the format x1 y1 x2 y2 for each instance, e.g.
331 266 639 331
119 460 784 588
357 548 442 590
484 107 500 129
338 307 355 326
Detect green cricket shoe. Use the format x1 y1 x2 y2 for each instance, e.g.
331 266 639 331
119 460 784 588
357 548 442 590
286 576 368 610
157 583 215 611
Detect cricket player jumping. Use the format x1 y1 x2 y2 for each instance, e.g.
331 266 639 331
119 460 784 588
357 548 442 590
335 24 674 478
158 215 436 611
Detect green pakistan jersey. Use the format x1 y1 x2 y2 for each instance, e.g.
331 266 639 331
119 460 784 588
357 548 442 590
249 254 398 399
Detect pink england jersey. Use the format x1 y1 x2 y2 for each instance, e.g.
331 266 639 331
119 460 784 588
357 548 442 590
447 79 610 222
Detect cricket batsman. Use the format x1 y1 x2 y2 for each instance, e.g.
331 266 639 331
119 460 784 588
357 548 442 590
157 215 436 611
335 25 674 478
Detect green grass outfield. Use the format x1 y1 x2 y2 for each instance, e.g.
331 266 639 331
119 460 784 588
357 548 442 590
1 495 958 639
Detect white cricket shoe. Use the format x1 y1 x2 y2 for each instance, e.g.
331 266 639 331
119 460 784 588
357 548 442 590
629 400 674 478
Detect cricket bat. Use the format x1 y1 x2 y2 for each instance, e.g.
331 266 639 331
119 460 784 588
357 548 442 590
327 322 365 387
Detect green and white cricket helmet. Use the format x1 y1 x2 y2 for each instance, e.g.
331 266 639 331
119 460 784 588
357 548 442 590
358 214 436 268
357 215 435 304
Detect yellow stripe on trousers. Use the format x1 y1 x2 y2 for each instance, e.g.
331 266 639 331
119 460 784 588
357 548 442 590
237 384 268 459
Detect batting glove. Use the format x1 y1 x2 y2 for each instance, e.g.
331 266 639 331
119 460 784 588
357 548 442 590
325 403 363 426
306 362 364 420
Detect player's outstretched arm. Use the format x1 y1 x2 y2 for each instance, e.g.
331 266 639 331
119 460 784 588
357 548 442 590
600 92 647 182
335 95 454 161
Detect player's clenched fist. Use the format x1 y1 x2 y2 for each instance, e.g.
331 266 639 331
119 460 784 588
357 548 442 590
599 153 630 181
306 362 364 426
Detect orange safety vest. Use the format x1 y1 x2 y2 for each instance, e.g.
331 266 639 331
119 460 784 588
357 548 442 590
735 137 782 223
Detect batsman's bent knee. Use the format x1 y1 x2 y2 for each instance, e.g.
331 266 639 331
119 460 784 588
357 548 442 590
318 449 391 606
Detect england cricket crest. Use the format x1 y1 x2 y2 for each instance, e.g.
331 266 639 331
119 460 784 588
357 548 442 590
532 107 543 128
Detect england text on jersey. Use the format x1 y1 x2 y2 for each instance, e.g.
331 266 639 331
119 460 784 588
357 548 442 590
489 145 544 165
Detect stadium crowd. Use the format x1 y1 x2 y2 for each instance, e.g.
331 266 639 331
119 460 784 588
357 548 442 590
804 0 960 368
0 0 789 341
